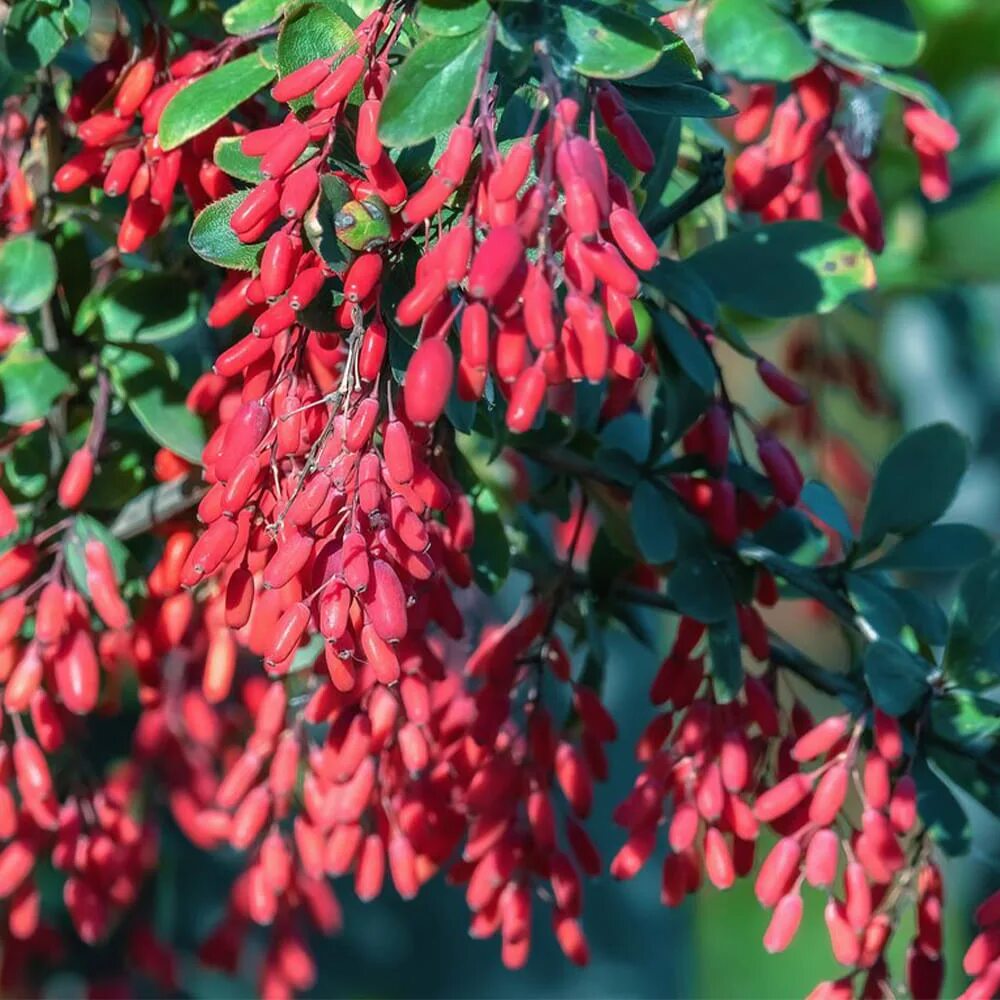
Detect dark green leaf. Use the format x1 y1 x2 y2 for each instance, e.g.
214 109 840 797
800 480 855 543
4 430 49 500
848 573 905 639
668 557 732 623
643 258 718 327
159 52 275 151
686 221 876 318
708 609 744 703
930 690 1000 758
653 313 716 393
889 586 948 646
0 346 72 425
189 191 266 270
104 346 207 463
631 480 678 564
99 273 200 343
213 136 267 183
0 235 57 314
868 523 992 573
223 0 287 34
945 553 1000 690
415 0 490 36
452 450 510 593
912 754 970 856
809 0 924 69
703 0 818 82
860 423 969 547
559 5 666 81
928 745 1000 825
379 29 487 148
618 82 734 119
862 639 931 716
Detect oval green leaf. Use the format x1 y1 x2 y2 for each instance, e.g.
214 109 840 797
860 422 969 547
686 221 876 319
0 235 57 314
560 5 664 81
223 0 287 34
159 52 276 151
809 0 925 69
415 0 490 37
703 0 818 82
631 480 678 564
379 29 487 148
189 191 266 271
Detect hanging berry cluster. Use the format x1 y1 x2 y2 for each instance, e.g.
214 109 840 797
0 1 993 998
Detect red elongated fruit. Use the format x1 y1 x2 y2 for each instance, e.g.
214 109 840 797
268 602 310 664
468 226 523 301
460 302 490 370
609 207 659 270
754 774 812 823
358 320 388 381
260 232 299 299
84 540 129 629
809 763 848 827
355 99 382 167
804 828 839 888
580 240 639 298
216 401 270 481
203 629 237 703
382 420 414 484
344 252 383 303
53 149 106 193
402 174 451 225
103 147 142 197
704 827 735 890
757 358 809 406
263 532 313 590
314 54 364 108
791 714 850 761
764 891 804 954
755 837 801 908
272 58 330 103
437 125 475 185
231 180 280 236
404 338 454 426
114 58 156 117
491 140 534 201
260 120 311 179
363 560 408 642
281 161 320 218
825 900 860 967
55 629 100 715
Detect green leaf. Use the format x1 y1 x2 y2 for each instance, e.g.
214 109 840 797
928 745 1000 825
863 639 931 716
303 173 354 268
703 0 818 82
618 82 734 119
159 52 275 151
379 29 487 148
653 313 716 393
223 0 287 34
631 481 678 565
860 423 969 547
452 450 509 593
668 557 732 623
643 258 719 327
559 5 665 81
0 235 57 314
809 0 924 69
4 430 50 500
930 690 1000 758
5 0 85 72
0 345 72 426
889 586 948 646
104 346 207 463
912 754 970 856
800 480 854 543
277 2 357 79
848 572 905 639
868 523 992 573
708 609 744 704
944 554 1000 690
415 0 490 36
98 273 199 343
686 221 876 319
189 191 266 271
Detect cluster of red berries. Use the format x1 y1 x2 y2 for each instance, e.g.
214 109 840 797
728 66 958 252
53 29 238 252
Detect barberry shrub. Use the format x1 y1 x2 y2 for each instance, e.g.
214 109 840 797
0 0 994 996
